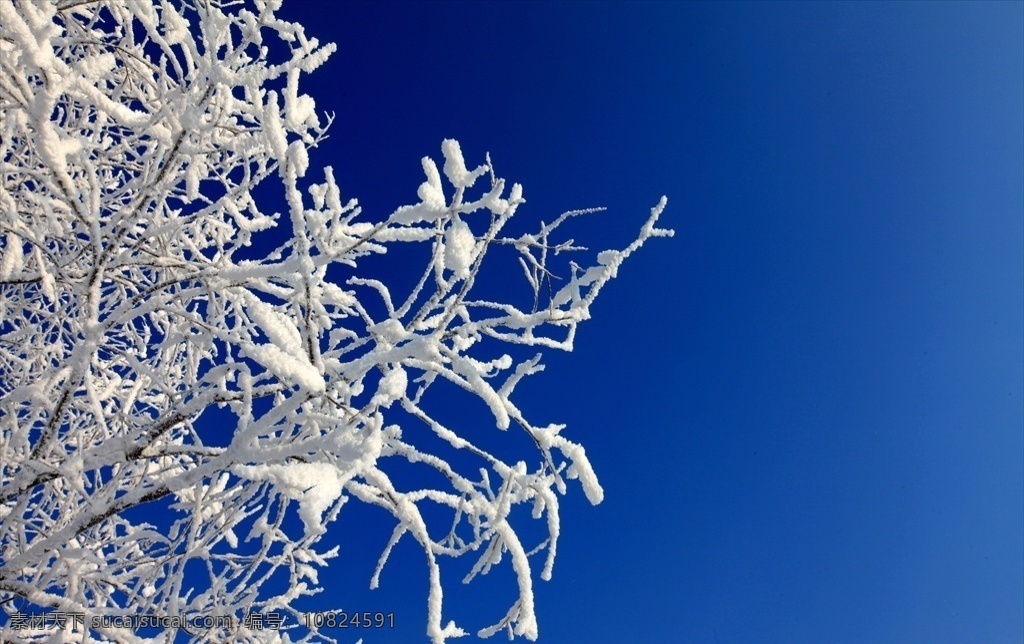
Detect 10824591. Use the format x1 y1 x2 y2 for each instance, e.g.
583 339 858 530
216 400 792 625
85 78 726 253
302 611 396 629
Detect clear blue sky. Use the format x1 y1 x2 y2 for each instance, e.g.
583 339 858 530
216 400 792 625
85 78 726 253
271 2 1023 642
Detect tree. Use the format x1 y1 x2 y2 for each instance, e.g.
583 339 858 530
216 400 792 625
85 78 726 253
0 0 671 642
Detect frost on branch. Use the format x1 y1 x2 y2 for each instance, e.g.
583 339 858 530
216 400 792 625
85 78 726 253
0 1 672 642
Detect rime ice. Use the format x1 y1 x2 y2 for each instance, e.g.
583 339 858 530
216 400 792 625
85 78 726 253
0 1 671 643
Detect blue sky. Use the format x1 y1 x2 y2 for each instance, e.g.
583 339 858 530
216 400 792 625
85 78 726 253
271 2 1023 642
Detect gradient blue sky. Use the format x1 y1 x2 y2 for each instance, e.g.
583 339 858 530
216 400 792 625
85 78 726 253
270 2 1023 642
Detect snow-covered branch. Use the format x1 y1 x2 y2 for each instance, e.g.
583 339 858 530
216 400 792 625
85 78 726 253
0 1 671 642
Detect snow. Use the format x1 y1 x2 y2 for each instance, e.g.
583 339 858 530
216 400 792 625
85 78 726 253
370 318 408 347
418 178 446 211
0 234 23 280
319 282 356 307
564 451 604 505
373 365 407 408
443 215 476 279
495 523 538 640
35 246 55 303
535 425 605 505
244 342 325 394
288 140 310 177
447 352 511 430
244 295 304 355
233 462 346 536
161 3 190 45
263 91 289 162
284 68 319 129
441 139 486 189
